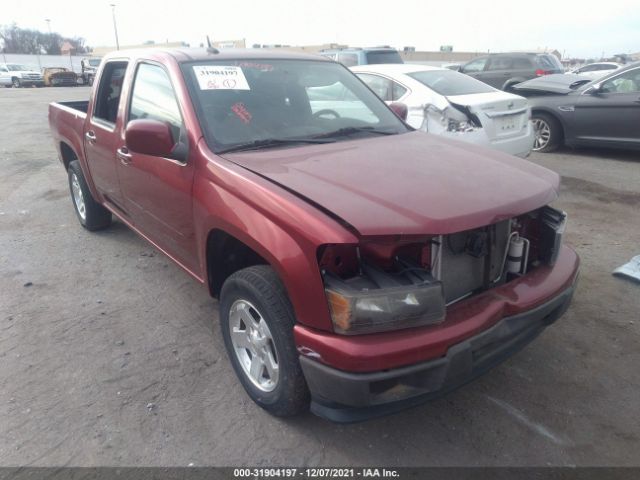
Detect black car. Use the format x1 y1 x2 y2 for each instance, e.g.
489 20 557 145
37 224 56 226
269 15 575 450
512 62 640 152
457 52 564 91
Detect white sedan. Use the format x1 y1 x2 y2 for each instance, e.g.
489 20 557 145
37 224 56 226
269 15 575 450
351 64 535 158
568 62 622 79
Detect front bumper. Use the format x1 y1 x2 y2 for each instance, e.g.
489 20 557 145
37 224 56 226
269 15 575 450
301 282 575 422
19 79 44 87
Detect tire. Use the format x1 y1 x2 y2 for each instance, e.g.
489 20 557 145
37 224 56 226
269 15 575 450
67 160 112 231
12 77 21 88
532 112 562 152
220 265 309 417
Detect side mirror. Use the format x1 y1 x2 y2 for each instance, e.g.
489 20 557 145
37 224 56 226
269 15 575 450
125 119 176 158
389 102 408 121
588 83 603 95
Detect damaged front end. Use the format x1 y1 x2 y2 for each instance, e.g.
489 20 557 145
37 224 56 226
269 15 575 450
318 205 567 335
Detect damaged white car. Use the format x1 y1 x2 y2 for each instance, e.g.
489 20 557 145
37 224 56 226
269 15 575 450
352 64 535 157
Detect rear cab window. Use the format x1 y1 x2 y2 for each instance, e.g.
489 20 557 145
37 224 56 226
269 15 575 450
93 61 128 127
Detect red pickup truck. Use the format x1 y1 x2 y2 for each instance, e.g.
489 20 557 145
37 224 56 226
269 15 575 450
49 48 579 422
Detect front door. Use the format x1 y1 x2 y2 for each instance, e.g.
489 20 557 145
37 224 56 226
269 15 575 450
85 60 128 207
116 62 198 274
573 66 640 147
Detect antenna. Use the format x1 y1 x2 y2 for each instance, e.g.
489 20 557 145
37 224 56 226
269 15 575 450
206 35 219 54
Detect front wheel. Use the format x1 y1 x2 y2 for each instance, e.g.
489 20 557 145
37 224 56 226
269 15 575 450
532 113 562 152
12 77 21 88
68 160 112 230
220 265 310 417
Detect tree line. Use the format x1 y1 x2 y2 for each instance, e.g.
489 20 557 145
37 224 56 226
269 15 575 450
0 24 91 55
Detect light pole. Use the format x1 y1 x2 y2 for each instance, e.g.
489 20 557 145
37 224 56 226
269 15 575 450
110 4 120 51
45 19 52 34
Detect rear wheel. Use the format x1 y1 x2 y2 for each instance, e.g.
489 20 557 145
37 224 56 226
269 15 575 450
220 265 309 417
532 113 562 152
68 160 112 230
12 77 21 88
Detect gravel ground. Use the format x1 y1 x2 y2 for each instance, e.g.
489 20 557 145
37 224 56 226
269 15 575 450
1 87 638 467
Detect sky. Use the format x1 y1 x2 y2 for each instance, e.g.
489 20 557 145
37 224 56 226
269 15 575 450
2 0 639 58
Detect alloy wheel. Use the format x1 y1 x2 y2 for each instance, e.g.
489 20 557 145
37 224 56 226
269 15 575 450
71 173 86 220
228 299 279 392
532 118 551 151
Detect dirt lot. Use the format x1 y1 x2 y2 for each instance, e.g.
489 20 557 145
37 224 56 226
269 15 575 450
1 87 639 467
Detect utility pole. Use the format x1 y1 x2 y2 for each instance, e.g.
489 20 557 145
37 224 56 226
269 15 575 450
45 19 52 34
110 4 120 50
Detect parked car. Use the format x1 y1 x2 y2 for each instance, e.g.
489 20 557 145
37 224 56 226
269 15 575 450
80 57 102 86
457 52 564 91
319 47 403 67
352 64 534 157
512 63 640 152
568 62 622 80
49 48 579 422
43 67 78 87
0 63 44 88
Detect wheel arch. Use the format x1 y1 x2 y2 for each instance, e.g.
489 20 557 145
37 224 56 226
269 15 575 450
531 108 566 142
59 141 78 170
206 228 270 297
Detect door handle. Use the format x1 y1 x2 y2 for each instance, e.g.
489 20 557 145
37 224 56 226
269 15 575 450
117 147 133 165
85 130 97 144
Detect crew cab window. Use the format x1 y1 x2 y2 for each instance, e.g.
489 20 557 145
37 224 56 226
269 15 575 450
93 61 128 125
462 57 487 73
128 63 183 142
601 68 640 93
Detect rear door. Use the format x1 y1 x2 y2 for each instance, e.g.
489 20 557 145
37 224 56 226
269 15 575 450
117 61 198 272
85 60 129 207
573 66 640 147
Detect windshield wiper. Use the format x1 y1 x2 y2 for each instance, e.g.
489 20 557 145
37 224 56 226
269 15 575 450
312 126 397 139
217 137 333 154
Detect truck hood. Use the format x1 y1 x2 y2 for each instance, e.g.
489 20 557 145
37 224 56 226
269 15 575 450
222 131 559 236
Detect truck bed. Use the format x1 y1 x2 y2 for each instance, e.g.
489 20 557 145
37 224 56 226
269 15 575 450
48 100 89 168
56 100 89 113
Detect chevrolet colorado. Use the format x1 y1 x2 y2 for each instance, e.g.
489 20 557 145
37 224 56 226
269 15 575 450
48 48 579 422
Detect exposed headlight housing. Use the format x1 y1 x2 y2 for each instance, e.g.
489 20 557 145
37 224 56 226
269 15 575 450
325 282 445 335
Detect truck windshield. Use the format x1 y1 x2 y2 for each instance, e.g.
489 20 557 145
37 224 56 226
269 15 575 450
407 69 496 96
7 64 33 71
182 59 409 152
88 59 101 67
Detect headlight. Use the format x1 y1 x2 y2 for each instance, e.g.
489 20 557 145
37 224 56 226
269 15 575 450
325 281 445 335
